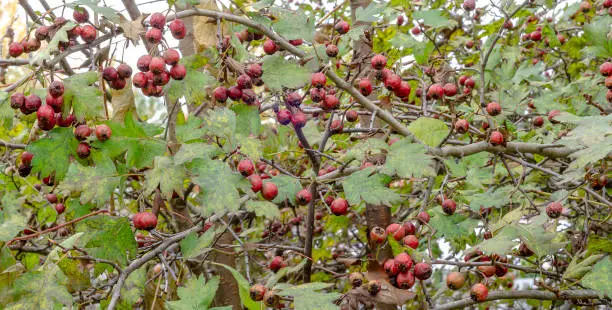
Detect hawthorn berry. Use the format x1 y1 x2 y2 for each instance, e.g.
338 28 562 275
238 159 255 176
322 94 339 110
396 271 415 289
358 78 373 96
10 92 25 109
37 105 56 130
170 64 186 80
263 39 278 55
345 110 359 122
163 49 180 65
414 263 432 280
486 101 502 116
285 92 302 107
248 174 263 192
470 283 488 302
311 72 326 88
489 131 504 146
349 272 366 287
395 81 411 98
169 19 186 39
395 252 413 272
386 223 405 241
464 77 476 88
95 124 112 141
442 199 457 215
417 211 430 223
384 259 399 276
546 201 563 218
533 116 544 127
334 20 350 34
268 256 285 272
291 110 307 128
117 64 132 79
76 142 91 158
56 113 75 127
145 28 163 44
463 0 476 11
35 26 50 41
73 6 89 23
446 271 465 290
276 109 292 125
137 55 153 72
295 189 312 206
384 74 402 91
443 83 458 96
80 25 97 43
600 62 612 76
102 67 119 81
133 212 158 230
149 12 166 29
427 84 444 100
8 42 24 57
55 203 66 214
403 235 419 249
21 152 34 165
227 86 242 101
330 198 349 215
371 54 387 70
454 119 469 134
261 182 278 200
411 26 421 35
249 284 267 301
369 226 387 244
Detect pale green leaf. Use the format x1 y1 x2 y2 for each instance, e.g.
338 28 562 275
342 167 401 206
581 257 612 298
179 228 216 259
262 55 311 90
382 139 435 178
144 156 186 199
407 117 448 147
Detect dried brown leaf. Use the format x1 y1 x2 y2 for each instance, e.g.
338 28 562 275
118 14 148 45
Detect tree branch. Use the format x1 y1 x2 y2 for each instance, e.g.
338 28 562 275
0 140 27 149
433 289 604 310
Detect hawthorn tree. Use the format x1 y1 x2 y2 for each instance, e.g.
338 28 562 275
0 0 611 309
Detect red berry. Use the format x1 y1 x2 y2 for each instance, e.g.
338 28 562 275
403 235 419 249
411 26 421 35
55 203 66 214
133 212 158 230
414 263 432 280
169 19 186 39
295 189 312 206
46 193 58 203
311 72 326 88
102 67 119 81
464 77 475 88
446 272 465 290
600 62 612 76
369 226 387 244
483 230 492 239
605 76 612 89
325 44 339 57
454 119 469 134
35 26 50 41
443 83 457 96
276 109 292 125
249 284 267 301
8 42 24 57
74 125 92 141
458 75 468 85
10 92 25 109
117 64 132 79
133 72 148 88
170 64 186 80
427 84 444 100
384 74 402 91
236 74 252 89
394 252 413 272
322 95 339 110
149 12 166 29
358 78 372 96
95 124 112 141
137 55 153 72
442 199 457 215
73 6 89 23
291 110 307 128
386 223 405 241
285 92 302 107
417 211 430 223
470 283 488 302
579 1 591 12
80 25 97 43
163 49 180 65
76 142 91 158
345 110 358 122
489 131 504 146
530 30 542 41
397 15 405 26
396 271 415 289
109 78 127 90
371 54 387 70
213 86 228 103
145 28 162 44
37 105 56 130
263 39 278 55
463 0 476 11
486 101 502 116
269 256 285 272
546 201 563 218
149 57 166 74
330 119 343 133
261 182 278 200
394 81 411 98
533 116 544 127
288 39 303 46
384 259 399 276
248 174 263 192
246 63 263 78
21 152 34 165
238 159 255 176
56 113 75 127
330 198 349 215
227 86 242 101
334 20 350 34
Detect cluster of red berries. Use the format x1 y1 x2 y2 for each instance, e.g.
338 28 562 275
238 159 278 201
384 252 431 290
8 8 97 58
249 284 283 307
131 13 187 97
102 63 132 90
10 81 77 131
599 62 612 103
212 63 262 106
46 193 66 215
73 123 112 159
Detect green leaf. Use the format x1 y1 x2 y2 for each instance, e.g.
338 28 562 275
92 114 166 169
31 22 75 65
64 72 104 122
245 200 280 219
412 10 452 28
276 282 340 310
556 114 612 171
212 263 260 310
382 139 435 178
355 2 385 22
467 186 515 211
176 117 206 143
429 207 478 239
269 174 301 205
476 227 519 254
27 127 79 181
344 138 387 161
563 254 605 280
342 167 402 206
167 276 219 310
0 92 13 129
5 265 72 309
179 228 216 259
0 192 26 241
583 15 612 58
514 214 566 258
407 117 448 147
267 260 307 288
174 142 220 165
58 154 119 205
67 0 121 23
144 156 186 199
232 104 261 138
581 257 612 297
201 108 237 141
262 55 311 90
230 35 249 63
272 8 315 42
166 59 217 105
75 215 137 266
191 158 243 216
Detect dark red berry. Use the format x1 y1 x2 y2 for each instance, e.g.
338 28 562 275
133 212 158 230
